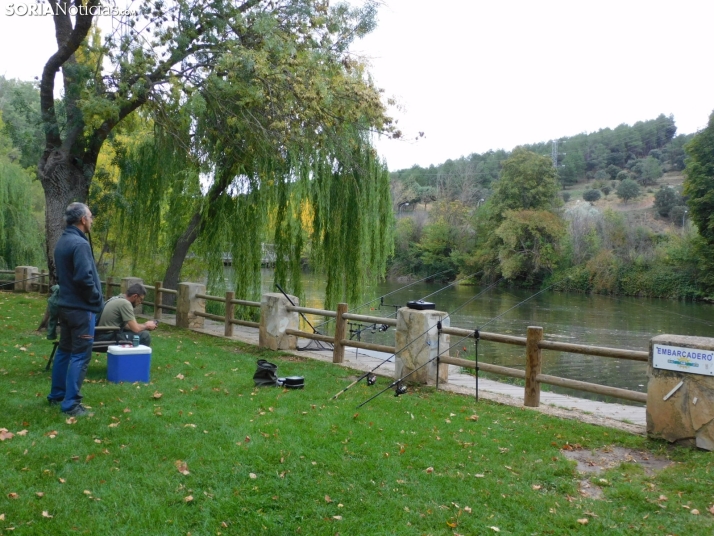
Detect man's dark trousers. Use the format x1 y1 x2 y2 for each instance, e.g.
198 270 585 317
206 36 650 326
48 308 96 412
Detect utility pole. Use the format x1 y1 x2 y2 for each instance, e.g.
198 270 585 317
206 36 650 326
551 139 558 168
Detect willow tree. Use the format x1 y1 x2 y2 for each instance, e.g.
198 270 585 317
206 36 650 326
35 0 395 282
111 3 395 307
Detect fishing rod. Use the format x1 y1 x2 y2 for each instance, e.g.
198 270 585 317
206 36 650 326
311 268 454 332
275 282 324 335
329 276 500 400
356 276 570 408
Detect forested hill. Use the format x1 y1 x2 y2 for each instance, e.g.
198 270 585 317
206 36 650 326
391 114 693 208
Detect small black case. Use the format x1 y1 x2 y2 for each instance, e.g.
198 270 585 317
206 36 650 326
407 300 436 310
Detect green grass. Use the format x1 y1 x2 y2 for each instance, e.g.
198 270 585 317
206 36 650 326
1 292 713 535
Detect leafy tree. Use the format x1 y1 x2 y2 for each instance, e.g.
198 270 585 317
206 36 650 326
562 192 571 203
654 187 680 217
35 0 396 294
670 205 688 227
0 77 43 169
491 148 561 216
495 210 565 282
616 170 630 181
0 114 44 268
684 111 714 244
605 165 621 180
616 178 641 203
583 189 601 204
601 186 611 197
638 156 663 185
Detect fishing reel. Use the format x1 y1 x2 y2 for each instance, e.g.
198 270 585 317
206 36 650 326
367 374 377 386
394 382 408 397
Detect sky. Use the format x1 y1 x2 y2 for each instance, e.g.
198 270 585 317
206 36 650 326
1 0 713 171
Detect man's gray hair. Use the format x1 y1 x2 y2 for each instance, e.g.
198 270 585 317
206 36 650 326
65 202 90 226
126 283 147 297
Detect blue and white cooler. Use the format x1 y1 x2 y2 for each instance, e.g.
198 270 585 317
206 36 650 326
107 344 152 383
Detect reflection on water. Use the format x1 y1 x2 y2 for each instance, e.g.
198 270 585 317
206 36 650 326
257 270 714 402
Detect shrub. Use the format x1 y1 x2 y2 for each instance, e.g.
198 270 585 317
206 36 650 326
583 189 601 204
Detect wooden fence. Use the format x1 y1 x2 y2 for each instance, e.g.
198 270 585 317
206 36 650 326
3 268 649 408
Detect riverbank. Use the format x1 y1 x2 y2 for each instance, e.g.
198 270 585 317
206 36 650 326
2 292 712 535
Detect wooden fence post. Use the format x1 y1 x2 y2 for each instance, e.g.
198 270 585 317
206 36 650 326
40 269 47 294
524 326 544 407
105 277 113 301
225 291 234 337
154 281 163 320
332 303 348 364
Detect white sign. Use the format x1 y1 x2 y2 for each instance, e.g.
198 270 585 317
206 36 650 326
653 344 714 376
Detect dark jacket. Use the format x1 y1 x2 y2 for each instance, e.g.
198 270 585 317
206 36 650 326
54 226 104 313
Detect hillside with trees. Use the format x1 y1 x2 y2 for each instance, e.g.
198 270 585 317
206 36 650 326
389 113 712 299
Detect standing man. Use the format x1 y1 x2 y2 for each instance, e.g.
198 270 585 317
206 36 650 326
96 283 157 346
47 203 104 416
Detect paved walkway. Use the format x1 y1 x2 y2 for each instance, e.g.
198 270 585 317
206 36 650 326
152 315 647 434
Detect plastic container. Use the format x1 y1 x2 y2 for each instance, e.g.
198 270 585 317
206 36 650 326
107 344 152 383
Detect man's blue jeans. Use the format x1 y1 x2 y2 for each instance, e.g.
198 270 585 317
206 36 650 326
48 308 95 412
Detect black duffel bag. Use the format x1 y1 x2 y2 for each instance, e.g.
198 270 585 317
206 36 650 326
253 359 279 387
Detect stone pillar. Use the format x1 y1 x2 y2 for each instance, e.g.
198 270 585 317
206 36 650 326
395 307 449 384
121 277 145 314
177 282 206 329
14 266 38 292
647 334 714 450
259 292 299 351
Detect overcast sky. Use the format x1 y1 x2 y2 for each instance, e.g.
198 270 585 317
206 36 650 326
1 0 712 171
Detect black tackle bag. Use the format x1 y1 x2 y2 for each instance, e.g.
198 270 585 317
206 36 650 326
253 359 279 387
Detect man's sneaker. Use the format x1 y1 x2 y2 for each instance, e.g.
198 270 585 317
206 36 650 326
48 398 63 406
63 404 89 417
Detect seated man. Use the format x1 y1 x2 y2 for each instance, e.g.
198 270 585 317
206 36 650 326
96 283 157 346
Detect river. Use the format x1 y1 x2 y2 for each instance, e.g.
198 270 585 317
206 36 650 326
257 270 714 403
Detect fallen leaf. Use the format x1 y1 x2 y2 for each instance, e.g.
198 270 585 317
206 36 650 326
175 460 190 475
325 495 332 503
58 478 65 484
464 506 472 513
7 493 18 499
123 408 131 413
425 467 434 474
0 430 14 441
446 521 457 528
489 527 500 532
577 518 588 525
16 430 28 436
475 474 485 478
332 515 342 520
36 492 44 498
466 414 479 421
176 374 185 380
65 417 77 425
0 514 4 520
658 495 668 501
709 504 714 515
152 391 163 399
691 509 700 515
184 495 193 502
249 473 257 479
83 490 92 495
85 454 95 462
532 485 542 490
42 511 52 518
108 422 120 428
244 436 251 443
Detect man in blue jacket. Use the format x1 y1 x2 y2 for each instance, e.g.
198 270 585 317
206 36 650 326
47 202 104 416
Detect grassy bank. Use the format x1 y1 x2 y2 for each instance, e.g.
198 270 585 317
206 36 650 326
1 292 713 535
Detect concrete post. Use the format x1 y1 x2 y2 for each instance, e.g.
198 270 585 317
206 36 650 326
259 292 299 351
121 277 144 314
14 266 38 292
648 334 714 450
177 282 206 329
395 307 449 384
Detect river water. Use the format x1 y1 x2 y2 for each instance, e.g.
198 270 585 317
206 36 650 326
259 271 714 403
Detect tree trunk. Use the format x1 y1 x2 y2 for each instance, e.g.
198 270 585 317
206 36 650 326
162 211 203 302
39 149 93 283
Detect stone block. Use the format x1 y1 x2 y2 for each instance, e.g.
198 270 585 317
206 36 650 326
14 266 38 292
176 283 206 329
647 334 714 449
259 293 299 351
395 307 449 385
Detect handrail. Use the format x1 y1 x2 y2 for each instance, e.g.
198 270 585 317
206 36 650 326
341 312 397 326
286 305 337 318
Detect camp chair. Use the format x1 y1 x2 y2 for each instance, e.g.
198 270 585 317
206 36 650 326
45 326 123 372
